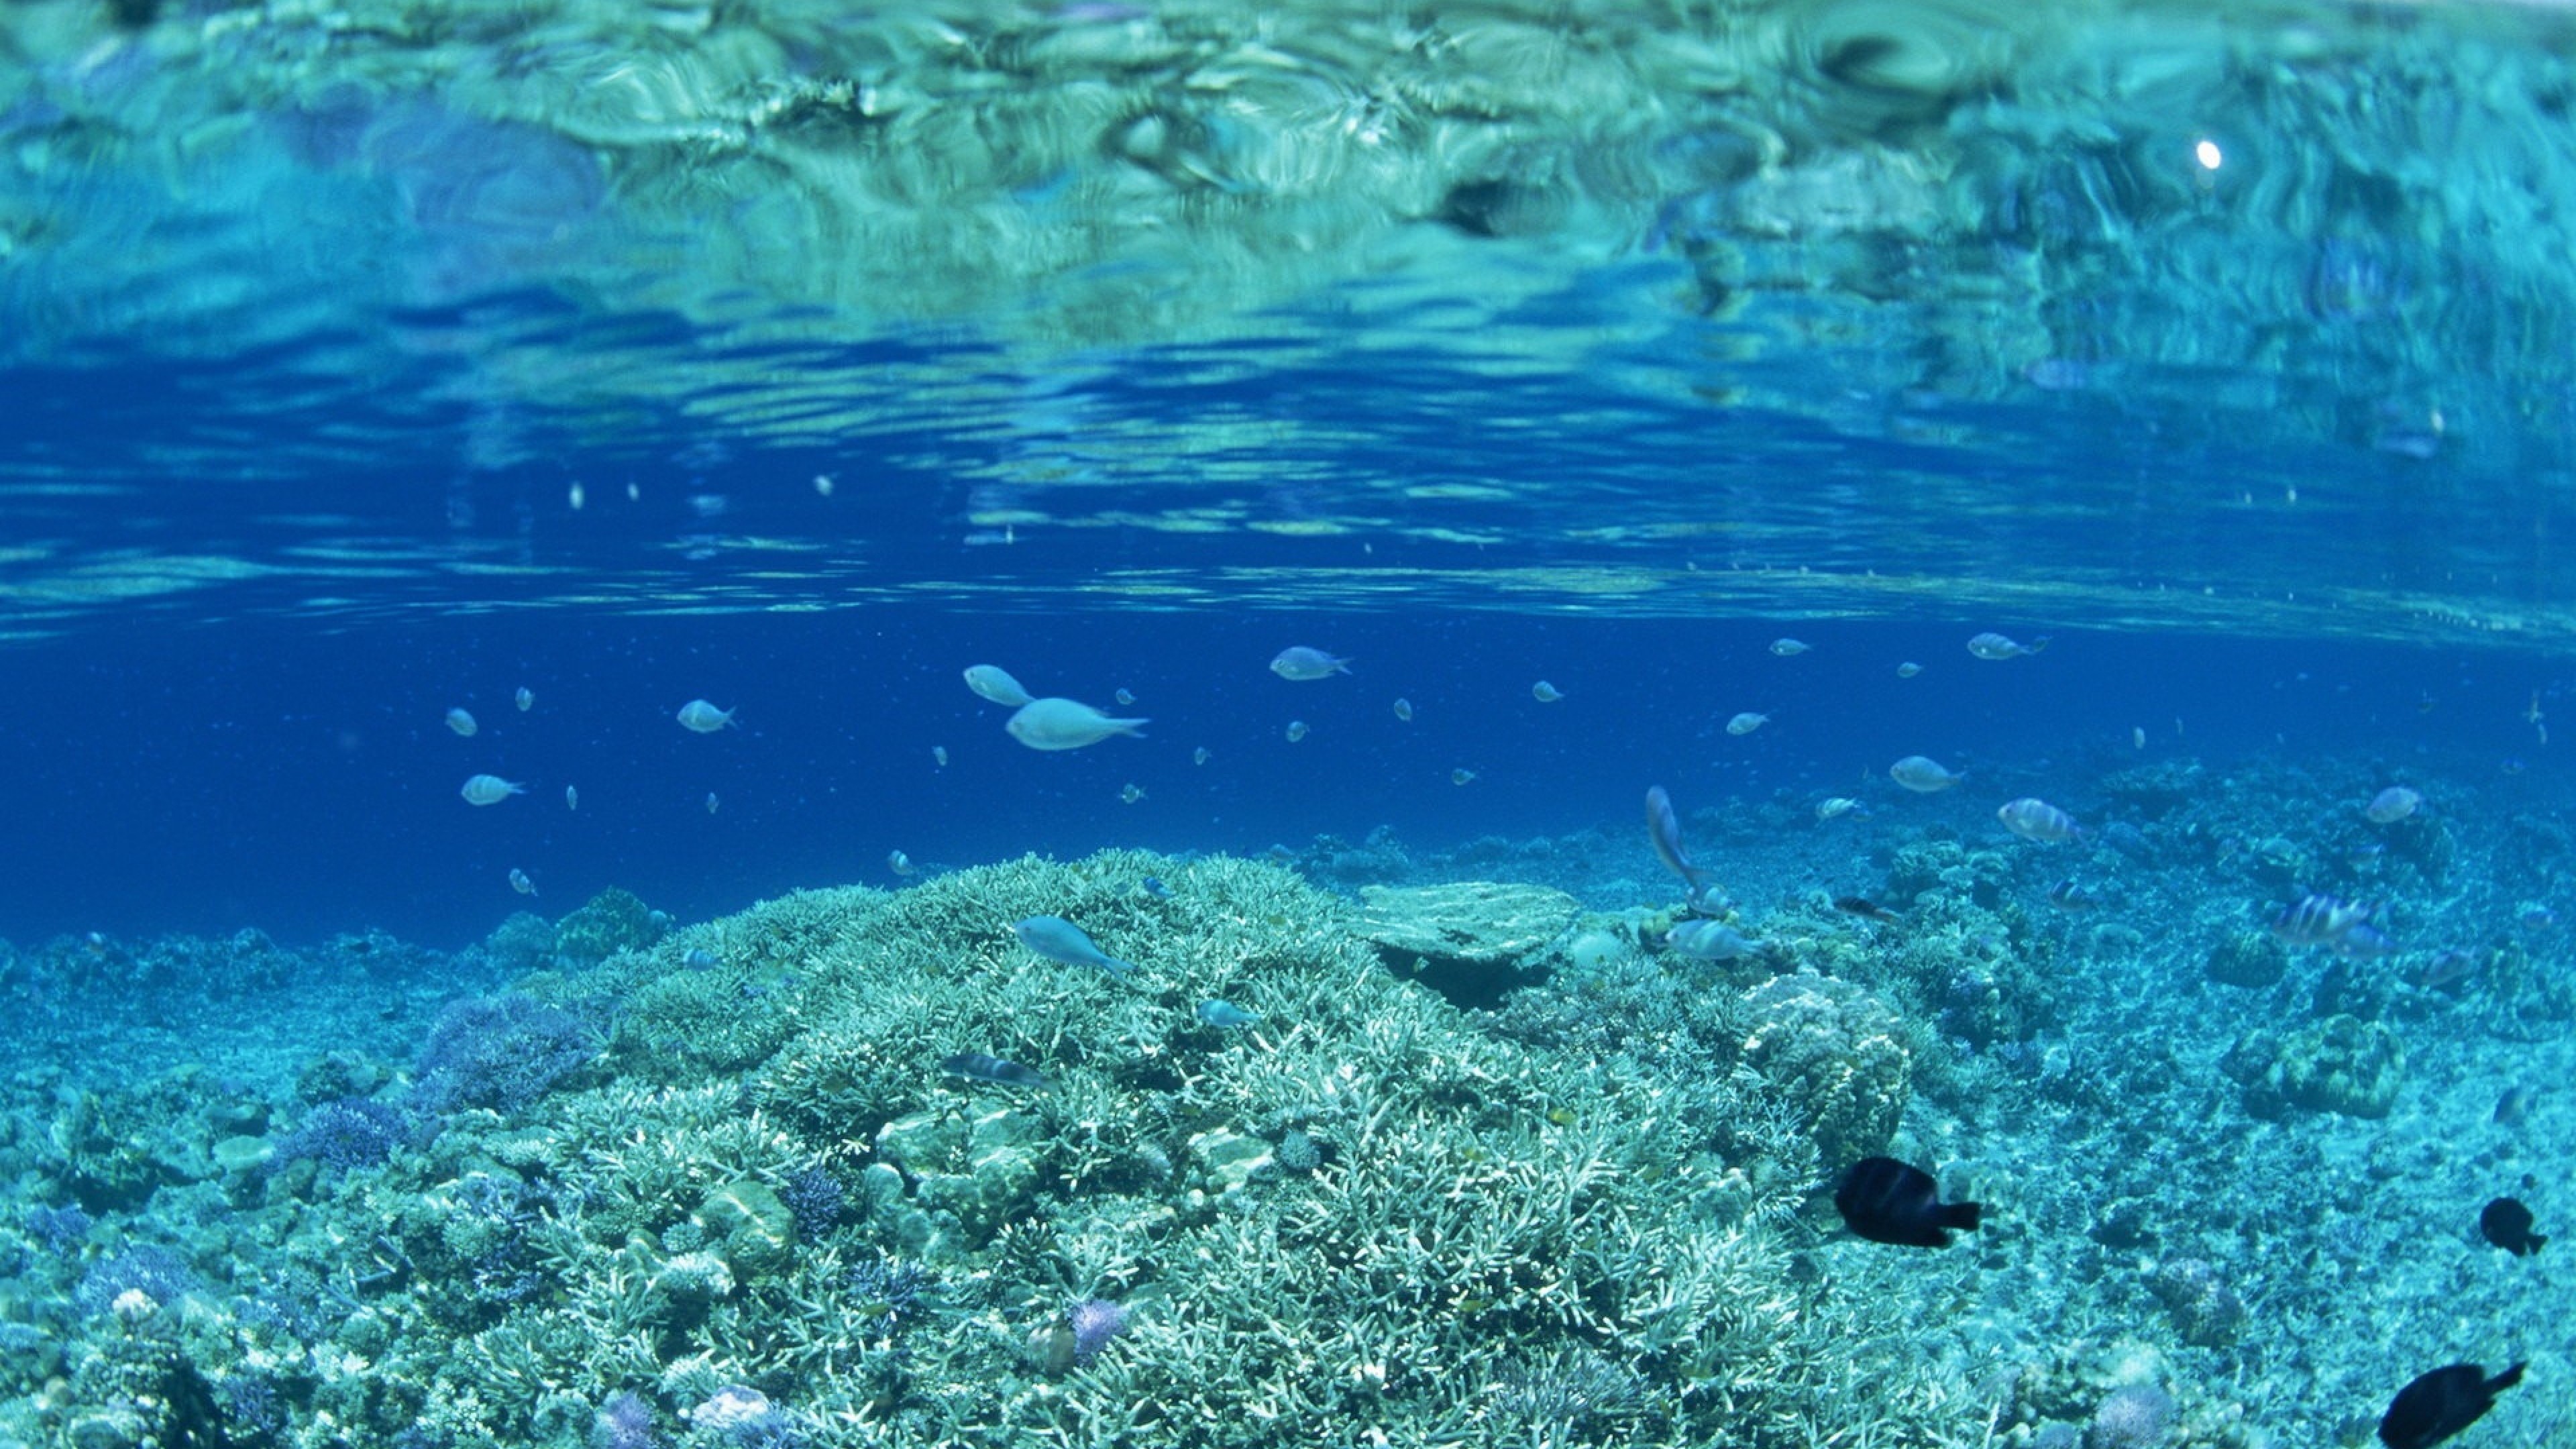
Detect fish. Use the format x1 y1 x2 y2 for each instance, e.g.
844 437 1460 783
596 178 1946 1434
444 708 478 737
2132 725 2147 749
682 948 718 970
460 774 525 806
2479 1197 2545 1256
515 686 533 712
1269 647 1351 681
1005 698 1148 751
1532 681 1565 703
1815 797 1869 822
1725 712 1769 736
1138 877 1171 899
507 868 536 897
1768 637 1810 656
1285 720 1309 742
1835 1157 1982 1248
1834 896 1901 924
564 785 578 811
1119 783 1146 804
1013 916 1136 975
1996 797 2082 843
1966 632 2047 660
1195 1000 1260 1028
1451 768 1477 785
2518 905 2558 932
1645 786 1715 893
2045 878 2100 910
963 665 1034 708
1666 918 1760 961
1896 661 1923 678
1888 755 1962 792
2493 1085 2536 1126
2377 1362 2524 1449
1114 688 1136 706
941 1053 1049 1089
1393 698 1414 722
886 849 917 877
2271 894 2394 957
932 746 949 767
2366 786 2422 824
676 700 737 733
705 792 720 814
2406 949 2478 991
1193 747 1212 765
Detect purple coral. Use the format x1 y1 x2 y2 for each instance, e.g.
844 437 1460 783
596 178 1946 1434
1068 1297 1129 1365
590 1390 657 1449
2084 1383 2176 1449
415 994 598 1115
273 1097 413 1176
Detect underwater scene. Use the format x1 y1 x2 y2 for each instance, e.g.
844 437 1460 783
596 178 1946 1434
1 0 2572 1446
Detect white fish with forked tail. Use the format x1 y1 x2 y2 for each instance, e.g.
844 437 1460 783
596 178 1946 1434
1005 698 1148 751
1996 797 2082 843
1270 647 1351 681
963 665 1034 708
1014 916 1136 975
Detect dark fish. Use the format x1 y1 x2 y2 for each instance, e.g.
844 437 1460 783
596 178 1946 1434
1834 1157 1982 1248
941 1053 1049 1089
1833 896 1901 924
1138 877 1172 899
2479 1197 2545 1256
1645 786 1715 892
2378 1362 2524 1449
2045 878 2100 910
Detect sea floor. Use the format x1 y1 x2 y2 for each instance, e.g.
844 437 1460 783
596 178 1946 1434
0 744 2564 1448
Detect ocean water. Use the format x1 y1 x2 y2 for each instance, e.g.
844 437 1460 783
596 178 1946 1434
0 2 2569 1447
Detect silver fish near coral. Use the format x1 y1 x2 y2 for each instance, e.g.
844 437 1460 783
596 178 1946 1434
1889 755 1962 792
2365 786 2421 824
1996 797 2082 843
2271 894 2394 958
1667 918 1760 961
1005 698 1148 751
1269 646 1351 681
941 1053 1048 1089
1014 916 1136 975
1645 785 1715 892
1195 1000 1260 1028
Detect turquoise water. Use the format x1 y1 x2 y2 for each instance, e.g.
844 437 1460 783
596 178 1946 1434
0 2 2568 1446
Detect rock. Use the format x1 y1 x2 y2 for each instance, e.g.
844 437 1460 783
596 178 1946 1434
875 1106 1043 1245
1186 1128 1274 1195
2234 1014 2404 1118
1357 881 1580 1008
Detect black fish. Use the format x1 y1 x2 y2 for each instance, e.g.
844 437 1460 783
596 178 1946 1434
1834 1157 1982 1248
2378 1362 2524 1449
941 1053 1048 1089
2478 1197 2546 1256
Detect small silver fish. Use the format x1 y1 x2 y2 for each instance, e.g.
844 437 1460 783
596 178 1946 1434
1285 720 1309 743
1725 712 1769 736
564 785 579 811
1769 638 1811 657
515 686 534 711
1393 698 1414 722
705 792 720 814
508 868 536 897
1815 797 1868 822
887 849 917 877
1195 1000 1260 1028
1888 755 1962 792
1532 680 1565 703
1014 916 1136 975
2365 786 2421 824
2271 894 2392 957
932 745 949 767
1270 646 1351 681
682 948 718 970
1966 632 2047 660
1120 783 1146 804
1451 767 1477 785
1896 661 1923 678
445 708 478 737
942 1052 1048 1088
1115 688 1136 706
